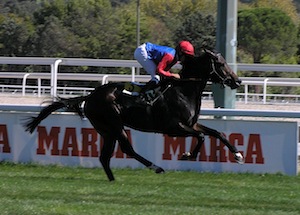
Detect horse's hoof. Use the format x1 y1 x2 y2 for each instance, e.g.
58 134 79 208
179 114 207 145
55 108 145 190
148 164 165 174
155 167 165 174
234 152 244 164
108 177 115 182
180 152 191 160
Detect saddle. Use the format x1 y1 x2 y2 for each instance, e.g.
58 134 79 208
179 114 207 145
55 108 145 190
122 81 164 105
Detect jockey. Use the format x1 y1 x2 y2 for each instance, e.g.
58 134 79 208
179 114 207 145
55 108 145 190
134 40 195 84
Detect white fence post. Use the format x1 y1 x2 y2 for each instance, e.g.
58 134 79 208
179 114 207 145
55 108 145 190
131 66 135 82
50 59 62 98
263 78 269 104
37 78 41 97
22 73 31 96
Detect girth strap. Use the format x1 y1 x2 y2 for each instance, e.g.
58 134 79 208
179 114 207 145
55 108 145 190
148 84 172 106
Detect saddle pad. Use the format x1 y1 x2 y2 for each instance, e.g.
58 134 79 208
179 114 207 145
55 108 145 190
124 82 143 93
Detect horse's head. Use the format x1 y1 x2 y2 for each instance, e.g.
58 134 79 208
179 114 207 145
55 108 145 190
180 49 242 90
203 49 241 89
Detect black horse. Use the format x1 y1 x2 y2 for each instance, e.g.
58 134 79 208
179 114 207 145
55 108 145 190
24 49 243 181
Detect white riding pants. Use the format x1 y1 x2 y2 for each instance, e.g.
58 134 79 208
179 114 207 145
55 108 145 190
134 43 160 83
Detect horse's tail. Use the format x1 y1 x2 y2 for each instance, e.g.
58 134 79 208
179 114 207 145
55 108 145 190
24 96 87 134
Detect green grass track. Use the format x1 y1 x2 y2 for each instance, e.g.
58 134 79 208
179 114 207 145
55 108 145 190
0 162 299 215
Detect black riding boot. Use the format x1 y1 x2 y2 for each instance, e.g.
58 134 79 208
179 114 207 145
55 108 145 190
139 81 158 105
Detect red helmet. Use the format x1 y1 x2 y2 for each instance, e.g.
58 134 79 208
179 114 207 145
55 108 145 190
178 40 195 56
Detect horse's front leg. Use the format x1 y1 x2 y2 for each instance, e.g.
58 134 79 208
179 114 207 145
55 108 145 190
195 123 244 164
118 130 165 174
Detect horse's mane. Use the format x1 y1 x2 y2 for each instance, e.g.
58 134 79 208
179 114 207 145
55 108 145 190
180 51 211 80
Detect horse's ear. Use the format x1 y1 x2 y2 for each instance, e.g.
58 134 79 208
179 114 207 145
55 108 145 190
204 49 226 64
204 49 218 58
203 49 212 54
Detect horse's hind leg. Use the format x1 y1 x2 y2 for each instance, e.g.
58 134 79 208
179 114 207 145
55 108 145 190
177 122 205 160
180 133 205 160
100 135 117 181
117 130 165 174
196 123 244 164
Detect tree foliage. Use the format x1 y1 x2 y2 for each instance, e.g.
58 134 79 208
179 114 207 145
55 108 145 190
141 0 217 47
0 13 35 56
238 8 298 63
174 12 216 55
0 0 299 71
239 0 299 24
32 0 116 58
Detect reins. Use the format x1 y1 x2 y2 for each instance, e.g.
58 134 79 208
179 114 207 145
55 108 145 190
176 77 204 82
149 78 203 106
209 58 228 88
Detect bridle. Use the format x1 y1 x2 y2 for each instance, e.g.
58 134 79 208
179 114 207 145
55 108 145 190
209 55 231 88
179 49 240 89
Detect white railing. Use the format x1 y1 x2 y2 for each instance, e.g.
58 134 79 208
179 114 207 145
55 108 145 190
1 72 300 103
0 57 144 97
1 57 300 103
240 77 300 104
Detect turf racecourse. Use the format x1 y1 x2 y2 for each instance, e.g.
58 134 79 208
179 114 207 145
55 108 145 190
0 163 299 215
